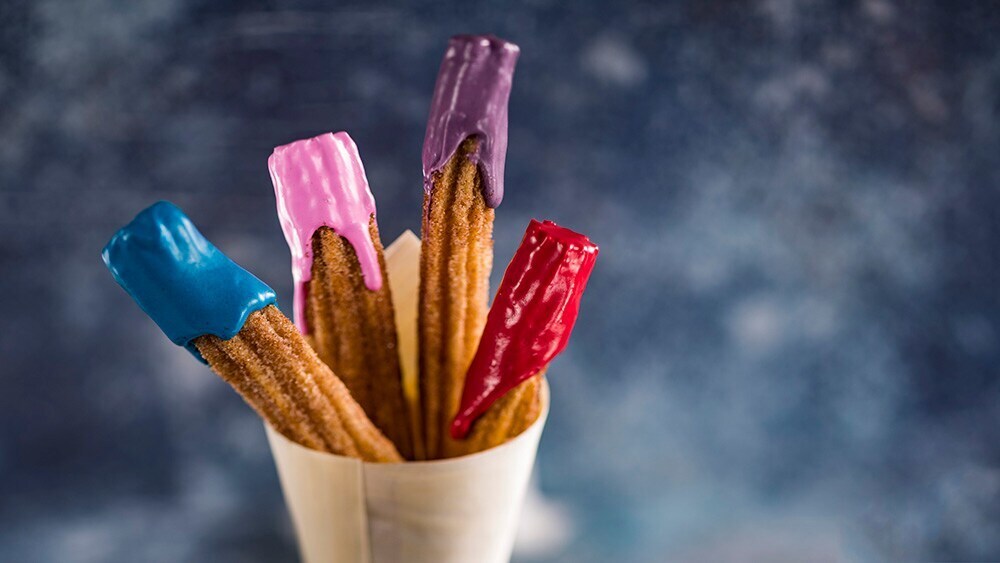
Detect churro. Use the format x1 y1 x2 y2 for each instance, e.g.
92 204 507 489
454 372 544 456
419 35 520 459
451 220 598 455
270 132 413 459
102 201 401 463
196 306 402 462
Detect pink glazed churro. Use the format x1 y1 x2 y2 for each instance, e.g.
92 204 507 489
270 132 414 459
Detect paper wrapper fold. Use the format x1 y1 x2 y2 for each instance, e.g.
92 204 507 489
266 231 550 563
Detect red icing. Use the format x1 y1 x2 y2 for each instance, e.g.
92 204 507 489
451 219 599 439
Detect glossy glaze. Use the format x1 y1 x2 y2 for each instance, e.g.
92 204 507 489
269 131 381 333
102 201 277 361
422 34 519 208
451 219 598 438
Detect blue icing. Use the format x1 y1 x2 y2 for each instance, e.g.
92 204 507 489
102 201 277 362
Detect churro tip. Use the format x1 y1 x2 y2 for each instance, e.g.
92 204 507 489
269 130 384 331
102 201 277 361
527 219 600 257
423 34 519 209
448 34 521 59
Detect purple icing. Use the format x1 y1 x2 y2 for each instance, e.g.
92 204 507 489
421 34 520 209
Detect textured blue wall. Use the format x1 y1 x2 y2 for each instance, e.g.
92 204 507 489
1 1 999 561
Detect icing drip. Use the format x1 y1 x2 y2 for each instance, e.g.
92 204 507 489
102 201 277 362
269 131 382 333
422 34 519 208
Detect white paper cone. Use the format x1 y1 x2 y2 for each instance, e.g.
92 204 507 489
266 230 550 563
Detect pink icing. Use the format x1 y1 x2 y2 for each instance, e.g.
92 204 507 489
268 131 382 333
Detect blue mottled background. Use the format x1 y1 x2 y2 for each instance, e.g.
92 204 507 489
2 0 999 561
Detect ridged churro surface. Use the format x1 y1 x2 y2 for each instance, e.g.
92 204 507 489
453 374 544 456
195 305 403 463
419 138 494 459
306 221 414 459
